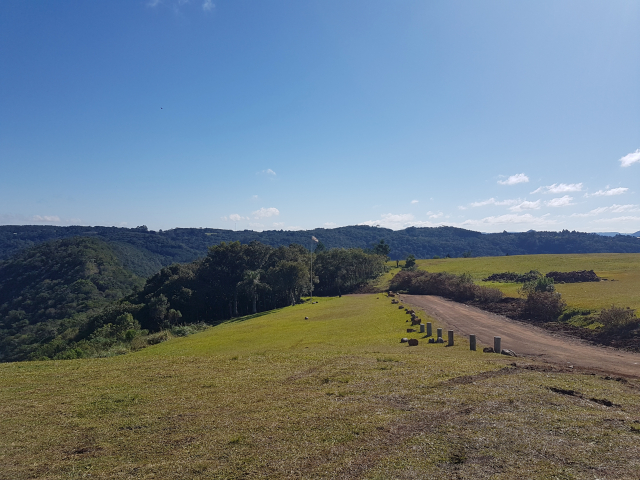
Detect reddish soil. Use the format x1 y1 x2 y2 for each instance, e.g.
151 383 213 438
399 294 640 378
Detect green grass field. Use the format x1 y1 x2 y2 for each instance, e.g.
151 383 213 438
384 253 640 312
2 295 640 479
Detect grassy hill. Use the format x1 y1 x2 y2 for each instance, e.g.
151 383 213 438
406 253 640 311
2 295 639 479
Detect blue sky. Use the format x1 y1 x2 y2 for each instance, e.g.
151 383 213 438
1 0 639 233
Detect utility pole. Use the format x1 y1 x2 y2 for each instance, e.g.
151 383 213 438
311 236 319 300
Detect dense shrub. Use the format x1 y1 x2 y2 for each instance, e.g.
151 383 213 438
598 306 638 331
390 270 502 303
523 291 566 322
474 286 505 304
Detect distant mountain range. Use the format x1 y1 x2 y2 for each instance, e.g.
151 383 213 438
594 231 640 237
2 225 640 276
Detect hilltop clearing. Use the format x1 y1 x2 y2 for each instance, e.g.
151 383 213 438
1 295 640 479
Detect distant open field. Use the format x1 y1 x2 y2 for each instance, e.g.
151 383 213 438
383 253 640 312
2 295 640 479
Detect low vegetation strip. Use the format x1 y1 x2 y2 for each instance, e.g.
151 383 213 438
2 295 640 479
389 267 640 352
409 253 640 311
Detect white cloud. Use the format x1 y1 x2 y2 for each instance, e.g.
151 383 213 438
461 213 556 227
259 169 276 176
571 204 640 217
31 215 61 223
229 213 246 222
411 200 419 204
531 183 583 194
589 187 628 197
620 149 640 167
273 222 285 227
498 173 529 185
285 226 303 231
252 207 280 219
202 0 214 11
359 213 443 230
593 216 640 223
248 222 264 231
428 211 444 219
469 198 520 208
510 200 541 212
545 195 574 207
324 222 338 228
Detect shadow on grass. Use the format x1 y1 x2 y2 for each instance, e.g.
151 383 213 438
219 308 287 325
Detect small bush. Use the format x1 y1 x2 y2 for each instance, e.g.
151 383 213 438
598 306 638 331
520 277 555 295
473 286 504 304
523 291 566 322
145 331 172 346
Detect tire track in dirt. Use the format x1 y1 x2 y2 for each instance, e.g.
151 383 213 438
399 294 640 378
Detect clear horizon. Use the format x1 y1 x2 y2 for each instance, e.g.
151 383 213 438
1 1 639 233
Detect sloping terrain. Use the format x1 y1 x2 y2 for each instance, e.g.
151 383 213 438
1 295 640 479
400 294 640 377
2 225 640 269
0 237 142 362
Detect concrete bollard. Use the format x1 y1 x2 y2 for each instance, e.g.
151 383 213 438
494 336 501 354
447 330 454 346
426 322 432 337
470 334 476 351
419 324 425 333
437 328 443 339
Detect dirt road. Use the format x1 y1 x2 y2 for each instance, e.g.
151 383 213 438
400 294 640 378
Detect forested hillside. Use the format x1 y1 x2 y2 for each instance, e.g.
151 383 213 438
0 238 386 362
0 237 143 362
2 225 640 273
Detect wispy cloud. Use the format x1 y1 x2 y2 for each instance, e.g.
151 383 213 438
469 198 520 208
324 222 338 228
498 173 529 185
427 211 444 219
221 213 248 222
202 0 214 11
593 216 640 223
359 213 442 230
510 200 541 212
411 200 419 204
147 0 162 6
461 213 555 227
531 183 583 194
588 187 629 197
273 222 285 227
571 204 640 217
0 214 80 226
31 215 61 223
545 195 574 207
259 169 276 176
620 149 640 167
252 207 280 219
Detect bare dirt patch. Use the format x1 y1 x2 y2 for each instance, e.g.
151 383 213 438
399 294 640 378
